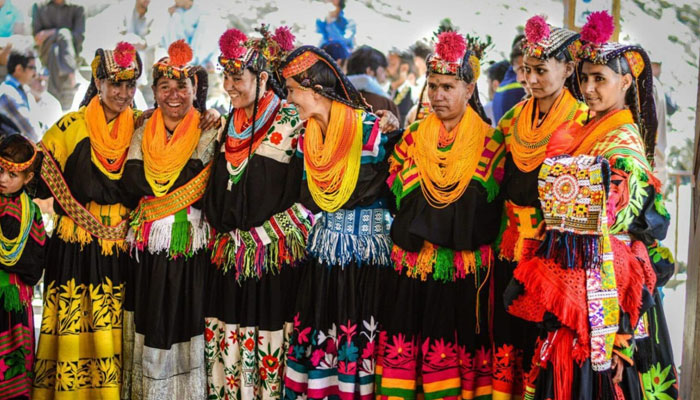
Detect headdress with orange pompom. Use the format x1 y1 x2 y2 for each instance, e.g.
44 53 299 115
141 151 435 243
578 10 658 162
152 40 209 112
80 42 143 108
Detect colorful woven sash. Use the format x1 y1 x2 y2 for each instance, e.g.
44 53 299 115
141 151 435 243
39 142 129 241
129 162 212 243
211 203 313 280
498 201 543 262
538 155 619 372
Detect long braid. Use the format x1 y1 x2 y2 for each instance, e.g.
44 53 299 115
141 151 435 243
240 72 261 222
469 89 491 126
415 78 428 121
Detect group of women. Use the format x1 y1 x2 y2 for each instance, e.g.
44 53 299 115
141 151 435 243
0 9 678 400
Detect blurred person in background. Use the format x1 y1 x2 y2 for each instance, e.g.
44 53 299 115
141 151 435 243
409 39 431 102
31 0 85 111
492 33 527 123
386 49 415 127
29 65 62 134
346 44 399 116
0 49 40 141
321 41 350 72
161 0 220 68
316 0 355 55
484 60 510 126
0 0 25 37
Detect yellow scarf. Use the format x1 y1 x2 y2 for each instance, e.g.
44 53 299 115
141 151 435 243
303 101 363 212
142 107 201 197
413 107 489 208
85 96 134 180
511 89 579 172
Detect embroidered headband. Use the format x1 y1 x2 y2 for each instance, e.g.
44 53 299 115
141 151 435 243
0 146 37 173
281 51 320 80
278 46 370 111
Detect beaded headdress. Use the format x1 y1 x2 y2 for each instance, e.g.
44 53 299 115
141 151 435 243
80 42 143 108
152 40 209 112
426 31 490 82
218 24 295 75
522 15 581 61
578 11 657 161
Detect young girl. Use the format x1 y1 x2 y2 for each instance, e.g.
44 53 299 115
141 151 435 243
0 134 46 399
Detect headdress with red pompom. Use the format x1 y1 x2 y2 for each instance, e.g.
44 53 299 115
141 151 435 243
153 40 197 81
427 30 491 82
91 41 142 83
218 24 296 75
522 15 581 60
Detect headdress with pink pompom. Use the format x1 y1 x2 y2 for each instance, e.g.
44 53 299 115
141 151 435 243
522 14 581 60
218 24 296 74
578 11 617 64
92 41 142 82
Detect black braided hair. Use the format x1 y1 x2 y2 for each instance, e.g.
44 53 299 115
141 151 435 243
605 51 657 160
459 49 491 125
80 48 144 108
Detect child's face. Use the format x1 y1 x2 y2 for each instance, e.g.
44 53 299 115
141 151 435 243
0 166 33 195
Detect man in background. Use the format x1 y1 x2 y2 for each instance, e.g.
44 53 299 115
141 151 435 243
492 34 527 124
484 60 509 126
386 49 415 128
0 49 40 140
346 45 398 117
32 0 85 110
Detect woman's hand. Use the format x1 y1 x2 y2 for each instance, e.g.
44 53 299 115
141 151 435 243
200 109 223 131
135 108 155 129
611 354 624 384
376 109 400 133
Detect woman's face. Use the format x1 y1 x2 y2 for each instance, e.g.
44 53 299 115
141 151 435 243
153 76 195 121
580 61 631 116
426 73 473 123
96 78 137 118
285 77 324 121
223 69 267 111
523 55 573 100
0 166 32 195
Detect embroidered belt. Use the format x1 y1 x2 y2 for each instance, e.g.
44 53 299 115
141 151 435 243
130 163 212 239
307 207 393 267
39 142 129 241
498 200 543 262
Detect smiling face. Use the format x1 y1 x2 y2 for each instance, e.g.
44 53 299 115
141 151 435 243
523 55 573 101
285 77 324 121
153 76 195 122
426 73 474 125
96 78 137 120
580 61 631 117
223 69 268 112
